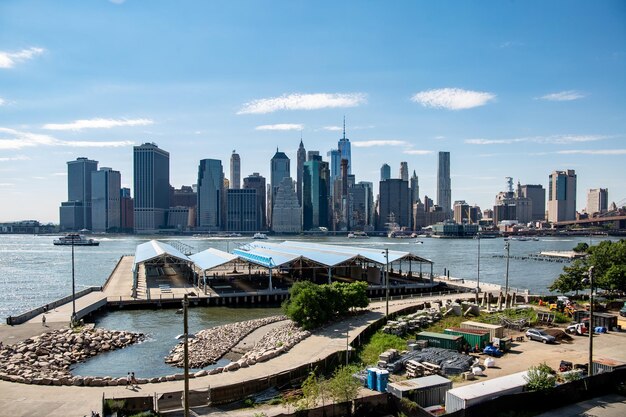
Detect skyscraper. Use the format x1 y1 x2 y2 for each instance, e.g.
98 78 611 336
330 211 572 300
243 172 267 230
271 177 301 233
378 179 410 230
587 188 608 215
270 149 290 227
227 189 257 231
296 139 306 206
59 157 99 231
120 187 134 232
91 167 121 232
230 150 241 190
410 171 419 204
327 149 341 181
437 151 451 216
547 169 577 222
520 184 546 221
133 143 170 232
197 159 223 230
380 163 391 181
400 162 408 181
337 117 351 175
302 158 330 230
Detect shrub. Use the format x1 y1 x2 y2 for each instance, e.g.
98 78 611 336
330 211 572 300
525 363 556 391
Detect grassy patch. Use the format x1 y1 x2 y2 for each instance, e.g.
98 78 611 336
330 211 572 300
357 332 406 365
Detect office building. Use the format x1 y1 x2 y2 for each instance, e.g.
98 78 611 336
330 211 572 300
547 170 577 223
271 177 301 233
349 182 373 230
410 171 419 204
227 189 257 231
302 158 330 231
230 150 241 190
243 172 267 230
133 143 170 232
400 162 408 181
197 159 223 231
296 139 306 206
327 149 341 181
120 188 134 232
91 167 121 232
378 179 410 229
520 184 546 221
587 188 608 215
59 157 98 231
337 117 351 174
170 185 197 209
437 151 451 216
167 207 193 230
270 149 290 227
493 179 532 224
453 200 470 224
380 163 391 181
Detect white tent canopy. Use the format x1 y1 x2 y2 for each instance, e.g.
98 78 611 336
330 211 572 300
189 248 239 271
133 240 191 268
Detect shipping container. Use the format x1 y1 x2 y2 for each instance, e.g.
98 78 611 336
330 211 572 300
444 328 490 349
573 311 618 330
460 321 504 340
445 371 529 413
592 358 626 375
416 331 464 351
387 375 452 407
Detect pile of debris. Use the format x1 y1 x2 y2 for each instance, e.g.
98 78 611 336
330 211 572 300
382 308 442 336
377 347 476 376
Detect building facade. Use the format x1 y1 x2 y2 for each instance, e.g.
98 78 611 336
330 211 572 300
60 157 98 231
270 149 290 228
337 119 352 175
587 188 608 215
197 159 224 231
378 179 410 229
520 184 546 221
380 163 391 182
302 158 330 231
400 162 408 182
133 143 170 232
227 189 257 231
229 150 241 190
243 172 267 230
120 187 134 232
271 177 301 233
437 151 451 216
296 139 306 206
547 169 577 223
91 167 121 232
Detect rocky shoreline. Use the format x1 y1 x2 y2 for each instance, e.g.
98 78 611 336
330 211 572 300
0 327 143 386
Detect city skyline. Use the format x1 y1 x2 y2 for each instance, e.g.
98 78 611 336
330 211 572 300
1 1 625 223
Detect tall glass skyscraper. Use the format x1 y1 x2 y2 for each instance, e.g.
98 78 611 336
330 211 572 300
296 139 306 206
197 159 224 230
547 169 577 222
59 157 98 231
302 158 330 230
337 118 351 175
270 149 290 227
437 151 451 215
230 150 241 190
133 143 170 232
380 163 391 181
91 167 121 232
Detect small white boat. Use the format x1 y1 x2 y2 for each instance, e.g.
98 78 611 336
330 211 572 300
347 231 369 239
53 233 99 246
253 233 268 240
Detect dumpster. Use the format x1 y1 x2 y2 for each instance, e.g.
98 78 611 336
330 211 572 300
444 328 490 349
460 321 504 340
416 331 464 351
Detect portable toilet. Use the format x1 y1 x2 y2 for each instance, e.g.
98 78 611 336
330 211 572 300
367 368 378 391
377 369 390 392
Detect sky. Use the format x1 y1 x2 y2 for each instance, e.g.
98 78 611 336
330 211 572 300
1 0 625 223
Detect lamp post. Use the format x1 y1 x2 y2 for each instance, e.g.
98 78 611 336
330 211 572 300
476 232 481 293
71 235 76 326
586 266 595 377
182 294 190 417
382 249 390 316
504 241 510 308
346 324 350 366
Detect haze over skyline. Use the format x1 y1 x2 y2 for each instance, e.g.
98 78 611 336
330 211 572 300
1 0 625 223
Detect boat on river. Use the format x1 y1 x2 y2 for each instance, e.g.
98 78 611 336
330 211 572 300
347 231 369 239
53 233 99 246
253 232 268 239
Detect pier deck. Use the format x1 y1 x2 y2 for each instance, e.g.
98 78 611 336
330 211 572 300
26 291 107 324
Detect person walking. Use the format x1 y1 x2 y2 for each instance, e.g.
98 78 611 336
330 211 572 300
41 314 46 327
126 372 131 389
131 372 138 388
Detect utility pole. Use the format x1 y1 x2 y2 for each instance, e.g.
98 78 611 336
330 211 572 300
71 235 76 326
183 294 190 417
588 266 594 377
504 241 510 308
383 249 390 316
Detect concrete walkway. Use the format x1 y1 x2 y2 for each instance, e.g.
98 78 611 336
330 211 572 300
25 291 107 325
535 394 626 417
0 293 475 417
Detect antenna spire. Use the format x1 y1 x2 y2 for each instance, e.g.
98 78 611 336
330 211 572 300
342 116 346 139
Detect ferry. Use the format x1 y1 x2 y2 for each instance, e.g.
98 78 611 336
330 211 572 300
53 233 99 246
347 231 369 239
253 233 268 240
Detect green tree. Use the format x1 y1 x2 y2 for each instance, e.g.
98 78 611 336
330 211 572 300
301 371 320 409
573 242 589 253
548 260 587 295
524 363 556 391
328 365 361 414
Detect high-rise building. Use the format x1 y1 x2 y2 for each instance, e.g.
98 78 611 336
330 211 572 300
410 171 419 204
296 139 306 206
227 189 257 231
120 188 134 232
91 167 121 232
307 151 320 161
587 188 608 215
59 157 98 231
327 149 341 181
400 162 408 181
547 170 577 223
380 163 391 181
337 117 351 175
197 159 223 231
437 151 451 216
453 200 470 224
133 143 170 232
493 179 532 224
349 182 373 230
520 184 546 221
378 179 410 230
170 185 197 209
270 149 290 227
243 172 267 230
229 150 241 190
271 177 301 233
302 158 330 230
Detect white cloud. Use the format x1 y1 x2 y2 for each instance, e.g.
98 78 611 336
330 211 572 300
411 88 495 110
403 150 434 155
0 47 45 69
0 98 5 106
322 126 343 131
538 90 585 101
465 134 609 145
352 140 408 148
0 183 15 187
109 0 126 4
52 172 67 176
0 127 134 150
557 149 626 155
43 118 153 131
238 93 367 114
0 155 30 162
255 123 304 131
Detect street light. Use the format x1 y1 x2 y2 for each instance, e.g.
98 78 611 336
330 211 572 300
71 235 76 326
182 294 190 417
382 249 390 316
583 266 595 376
504 241 511 308
346 323 351 366
475 232 481 294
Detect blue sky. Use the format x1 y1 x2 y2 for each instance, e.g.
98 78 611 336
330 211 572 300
1 0 625 223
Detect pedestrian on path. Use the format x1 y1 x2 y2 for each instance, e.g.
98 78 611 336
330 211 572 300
126 372 131 389
131 372 138 388
42 314 46 327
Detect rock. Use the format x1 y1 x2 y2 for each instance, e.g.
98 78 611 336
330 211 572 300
194 370 207 377
208 367 222 375
165 374 176 381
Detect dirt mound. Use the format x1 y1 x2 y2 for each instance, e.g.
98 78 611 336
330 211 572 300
544 328 573 342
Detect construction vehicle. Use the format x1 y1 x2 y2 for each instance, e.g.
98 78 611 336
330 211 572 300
549 300 576 316
565 322 588 336
559 360 573 372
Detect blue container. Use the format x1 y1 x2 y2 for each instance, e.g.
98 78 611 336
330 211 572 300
376 369 389 392
367 368 378 390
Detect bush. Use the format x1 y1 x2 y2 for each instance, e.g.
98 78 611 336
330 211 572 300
358 332 406 365
553 312 570 323
525 363 556 391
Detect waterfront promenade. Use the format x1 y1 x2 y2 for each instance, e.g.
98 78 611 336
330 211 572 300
0 293 478 417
